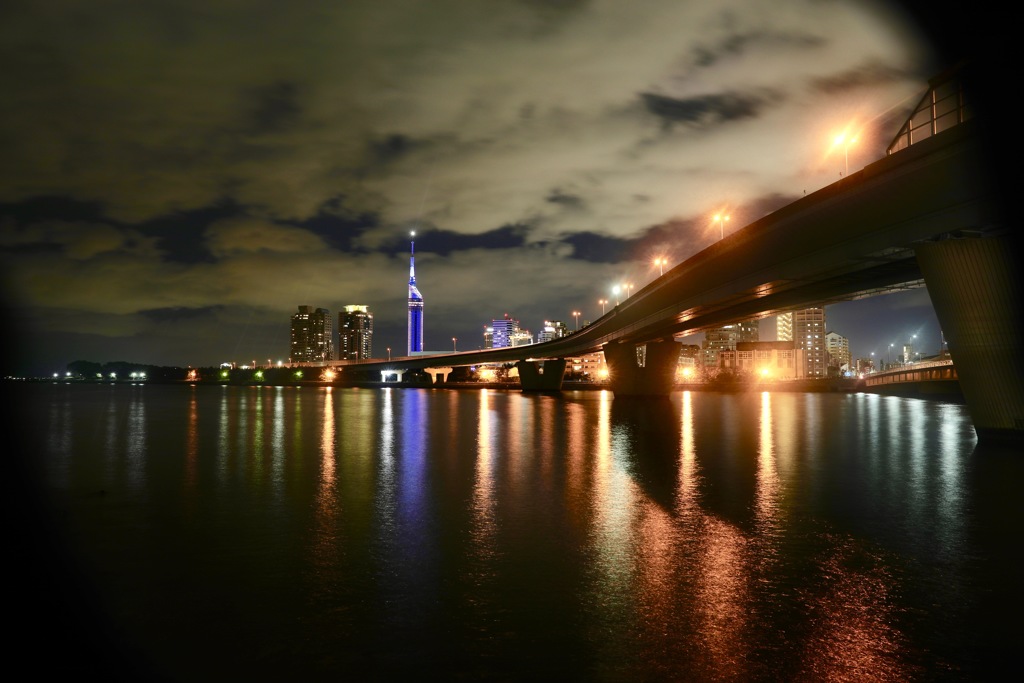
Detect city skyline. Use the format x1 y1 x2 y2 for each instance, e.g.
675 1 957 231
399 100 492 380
0 2 1000 376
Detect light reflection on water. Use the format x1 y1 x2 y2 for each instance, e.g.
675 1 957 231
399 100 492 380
20 383 1018 682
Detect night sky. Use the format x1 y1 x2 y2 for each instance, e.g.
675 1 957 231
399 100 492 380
0 1 1010 375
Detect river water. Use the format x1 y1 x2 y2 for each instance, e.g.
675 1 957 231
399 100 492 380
12 383 1023 681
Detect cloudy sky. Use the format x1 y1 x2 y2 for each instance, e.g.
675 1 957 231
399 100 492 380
0 0 999 375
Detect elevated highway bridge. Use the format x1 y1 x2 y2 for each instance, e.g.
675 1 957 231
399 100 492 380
319 69 1020 442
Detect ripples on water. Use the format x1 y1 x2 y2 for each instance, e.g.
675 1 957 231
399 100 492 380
13 383 1023 681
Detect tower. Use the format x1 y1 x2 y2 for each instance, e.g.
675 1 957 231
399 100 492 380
407 233 424 355
338 305 373 360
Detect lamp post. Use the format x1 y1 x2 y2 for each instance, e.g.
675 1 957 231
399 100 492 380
573 310 581 331
653 257 666 276
625 283 633 299
714 213 729 240
613 286 620 306
598 299 607 315
833 132 857 176
888 343 893 368
452 337 457 352
387 347 391 361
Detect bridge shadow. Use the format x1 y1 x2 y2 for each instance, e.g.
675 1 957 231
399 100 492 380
608 396 682 513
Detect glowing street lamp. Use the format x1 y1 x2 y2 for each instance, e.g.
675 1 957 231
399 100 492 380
452 337 457 352
624 283 634 299
714 213 730 240
573 310 581 330
612 286 621 306
832 131 858 176
653 257 667 276
387 347 391 361
598 298 608 315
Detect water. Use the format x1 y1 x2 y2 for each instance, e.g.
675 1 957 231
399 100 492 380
11 383 1024 681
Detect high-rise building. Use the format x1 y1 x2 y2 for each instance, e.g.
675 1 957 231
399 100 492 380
491 315 522 349
825 330 850 373
777 312 793 341
794 307 826 377
407 235 423 355
338 305 373 360
290 305 333 362
483 325 494 349
701 319 758 368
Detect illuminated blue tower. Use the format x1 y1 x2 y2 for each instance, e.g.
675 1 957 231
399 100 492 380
407 232 424 354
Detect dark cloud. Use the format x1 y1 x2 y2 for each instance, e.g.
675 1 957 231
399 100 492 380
561 231 631 263
387 223 532 256
137 201 241 264
289 199 379 253
692 29 825 68
640 90 773 129
368 134 420 166
810 60 911 94
546 189 585 210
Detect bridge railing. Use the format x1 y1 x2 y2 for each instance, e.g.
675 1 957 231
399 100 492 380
888 65 970 154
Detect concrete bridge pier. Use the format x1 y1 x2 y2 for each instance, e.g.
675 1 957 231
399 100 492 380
425 367 453 384
915 235 1023 442
604 340 680 397
381 369 406 383
516 359 566 392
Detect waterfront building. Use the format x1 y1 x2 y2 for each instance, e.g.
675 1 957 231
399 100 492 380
701 319 758 368
338 305 373 360
794 307 826 378
483 325 494 349
718 340 800 380
290 306 333 362
826 330 851 374
407 235 424 355
510 330 533 347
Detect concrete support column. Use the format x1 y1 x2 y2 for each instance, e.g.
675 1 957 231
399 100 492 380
516 359 566 392
604 339 681 396
424 367 453 384
381 369 406 383
915 235 1023 442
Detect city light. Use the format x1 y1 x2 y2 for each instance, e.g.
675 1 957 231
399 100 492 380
653 257 667 276
598 298 608 315
573 310 581 330
612 286 620 306
452 337 457 352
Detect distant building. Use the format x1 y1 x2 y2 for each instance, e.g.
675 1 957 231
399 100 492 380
338 305 373 360
856 357 875 375
719 341 800 380
290 306 333 362
537 320 569 343
794 307 826 378
483 325 494 349
701 320 759 368
825 330 850 374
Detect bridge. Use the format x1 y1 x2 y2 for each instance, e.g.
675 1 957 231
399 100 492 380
319 67 1020 443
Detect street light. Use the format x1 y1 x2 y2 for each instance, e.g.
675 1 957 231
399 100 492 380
625 283 633 298
832 132 858 176
452 337 457 352
598 299 608 315
387 347 391 361
573 310 581 331
612 286 620 306
888 343 893 367
714 213 729 240
653 257 666 276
